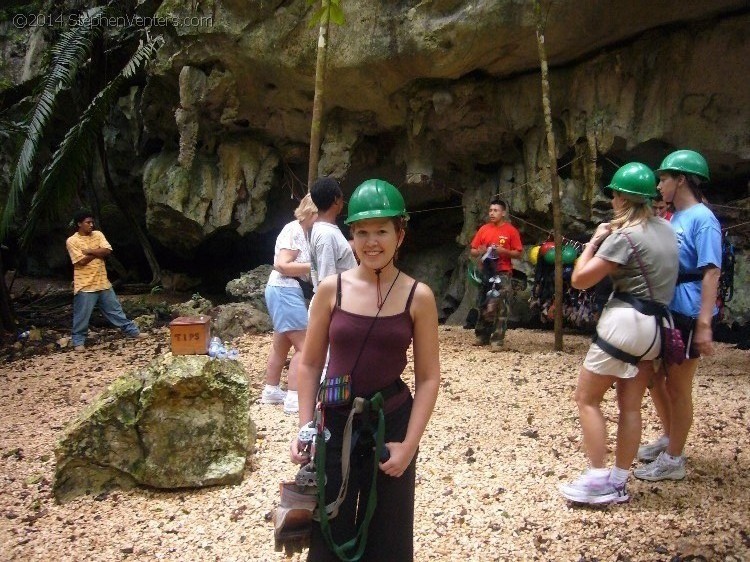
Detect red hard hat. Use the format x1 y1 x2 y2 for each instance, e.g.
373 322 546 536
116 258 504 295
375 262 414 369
539 241 555 256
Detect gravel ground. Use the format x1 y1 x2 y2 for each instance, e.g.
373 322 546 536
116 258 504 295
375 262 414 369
1 326 748 561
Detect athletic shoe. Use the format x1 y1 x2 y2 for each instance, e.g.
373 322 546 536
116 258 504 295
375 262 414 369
260 386 287 404
611 482 630 504
489 340 505 352
74 345 85 352
283 393 299 415
637 436 669 462
560 471 623 505
633 451 686 481
489 333 505 348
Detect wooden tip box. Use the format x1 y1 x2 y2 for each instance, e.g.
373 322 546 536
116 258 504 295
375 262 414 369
169 316 211 355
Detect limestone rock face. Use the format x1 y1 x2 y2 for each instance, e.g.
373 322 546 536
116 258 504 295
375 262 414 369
142 138 278 255
54 355 253 502
146 0 749 172
724 253 749 326
139 2 749 293
170 294 214 318
212 302 272 341
225 265 273 303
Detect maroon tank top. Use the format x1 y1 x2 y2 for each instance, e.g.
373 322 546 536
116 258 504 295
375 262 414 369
326 274 418 409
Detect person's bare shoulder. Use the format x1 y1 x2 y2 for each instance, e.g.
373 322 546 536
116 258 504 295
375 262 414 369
410 279 436 308
317 274 338 292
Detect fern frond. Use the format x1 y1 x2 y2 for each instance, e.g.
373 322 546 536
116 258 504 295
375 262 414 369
21 36 164 247
0 118 25 140
1 6 107 238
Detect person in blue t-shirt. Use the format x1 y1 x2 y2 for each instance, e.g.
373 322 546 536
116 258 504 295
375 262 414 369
634 150 722 483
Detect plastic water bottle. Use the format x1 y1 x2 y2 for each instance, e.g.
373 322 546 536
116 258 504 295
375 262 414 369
216 341 228 360
227 348 239 360
208 336 222 358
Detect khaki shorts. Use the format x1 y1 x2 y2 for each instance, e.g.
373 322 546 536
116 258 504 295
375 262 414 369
584 305 662 378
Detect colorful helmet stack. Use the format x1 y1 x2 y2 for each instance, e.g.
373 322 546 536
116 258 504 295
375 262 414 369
542 244 578 265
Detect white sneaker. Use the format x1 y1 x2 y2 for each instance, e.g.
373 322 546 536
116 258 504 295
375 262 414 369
633 451 686 481
560 470 627 505
637 435 669 462
283 392 299 414
260 386 286 404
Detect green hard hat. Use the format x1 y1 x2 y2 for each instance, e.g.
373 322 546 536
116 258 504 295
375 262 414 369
344 179 409 224
655 149 710 182
604 162 657 199
561 245 578 265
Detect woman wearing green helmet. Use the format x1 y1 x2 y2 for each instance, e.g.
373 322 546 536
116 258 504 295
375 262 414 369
290 179 440 561
634 149 722 483
560 162 679 506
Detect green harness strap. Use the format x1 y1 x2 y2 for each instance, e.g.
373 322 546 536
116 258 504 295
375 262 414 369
315 393 387 562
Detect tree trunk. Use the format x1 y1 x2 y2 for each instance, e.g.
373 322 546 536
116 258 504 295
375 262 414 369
535 2 564 351
97 134 162 286
307 0 331 189
0 249 18 336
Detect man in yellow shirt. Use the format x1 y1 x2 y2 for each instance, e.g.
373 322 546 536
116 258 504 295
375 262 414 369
66 210 143 351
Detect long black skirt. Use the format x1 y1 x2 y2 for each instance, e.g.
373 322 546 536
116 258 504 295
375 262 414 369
308 397 416 562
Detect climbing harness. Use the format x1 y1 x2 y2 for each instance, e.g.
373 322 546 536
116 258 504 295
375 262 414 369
314 393 388 562
591 232 682 365
718 231 735 320
592 292 667 365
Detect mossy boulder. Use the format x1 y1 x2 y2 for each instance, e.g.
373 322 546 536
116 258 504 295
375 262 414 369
54 355 254 502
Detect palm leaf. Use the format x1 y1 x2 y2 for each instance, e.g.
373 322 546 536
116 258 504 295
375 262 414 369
21 36 164 247
0 117 25 140
1 6 107 238
328 4 345 25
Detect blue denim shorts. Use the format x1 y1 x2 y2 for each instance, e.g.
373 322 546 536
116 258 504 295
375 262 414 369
265 284 308 333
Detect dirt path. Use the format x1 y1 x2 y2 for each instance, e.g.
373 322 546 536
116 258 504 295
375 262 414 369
1 326 748 561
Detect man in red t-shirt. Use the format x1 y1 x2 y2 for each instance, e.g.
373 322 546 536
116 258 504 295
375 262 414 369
652 193 673 221
469 197 523 349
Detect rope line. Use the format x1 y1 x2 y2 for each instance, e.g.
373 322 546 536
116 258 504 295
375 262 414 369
709 202 750 211
489 155 584 201
724 219 750 232
409 205 464 215
507 213 588 249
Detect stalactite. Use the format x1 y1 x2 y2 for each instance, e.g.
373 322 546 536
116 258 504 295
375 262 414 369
175 107 198 170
